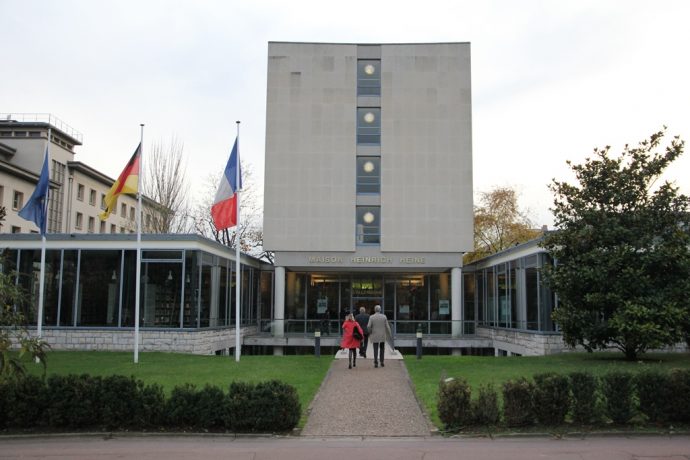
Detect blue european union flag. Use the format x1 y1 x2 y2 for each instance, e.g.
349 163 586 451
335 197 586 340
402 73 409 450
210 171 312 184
18 147 50 235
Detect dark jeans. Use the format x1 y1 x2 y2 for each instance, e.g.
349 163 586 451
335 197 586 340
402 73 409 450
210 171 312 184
372 342 385 365
359 334 369 356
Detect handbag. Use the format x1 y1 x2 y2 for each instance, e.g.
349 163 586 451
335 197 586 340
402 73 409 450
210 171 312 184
352 326 363 340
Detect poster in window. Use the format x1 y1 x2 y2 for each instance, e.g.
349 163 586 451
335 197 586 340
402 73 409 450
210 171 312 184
317 298 328 314
439 299 450 315
399 304 410 314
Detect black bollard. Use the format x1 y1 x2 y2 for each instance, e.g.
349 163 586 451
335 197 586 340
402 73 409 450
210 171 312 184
315 329 321 358
416 324 423 359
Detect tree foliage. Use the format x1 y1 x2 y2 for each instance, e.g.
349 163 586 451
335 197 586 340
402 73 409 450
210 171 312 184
464 186 541 263
143 136 193 233
0 269 50 382
542 129 690 360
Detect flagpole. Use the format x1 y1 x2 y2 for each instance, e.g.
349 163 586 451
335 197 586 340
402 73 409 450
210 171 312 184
36 128 50 343
134 124 144 364
235 121 241 362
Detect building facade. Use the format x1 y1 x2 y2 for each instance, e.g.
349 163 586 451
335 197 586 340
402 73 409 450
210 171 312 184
263 43 474 353
0 234 272 355
0 114 159 235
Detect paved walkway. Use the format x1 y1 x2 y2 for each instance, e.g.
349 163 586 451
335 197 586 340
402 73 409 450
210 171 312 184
301 349 432 437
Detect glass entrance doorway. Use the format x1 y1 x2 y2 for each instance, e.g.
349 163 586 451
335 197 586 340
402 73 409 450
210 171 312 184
352 298 382 317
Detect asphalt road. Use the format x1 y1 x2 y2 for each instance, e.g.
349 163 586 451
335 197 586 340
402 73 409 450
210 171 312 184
1 435 689 460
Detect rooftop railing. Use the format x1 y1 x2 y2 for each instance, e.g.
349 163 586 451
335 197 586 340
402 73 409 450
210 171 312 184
0 113 83 143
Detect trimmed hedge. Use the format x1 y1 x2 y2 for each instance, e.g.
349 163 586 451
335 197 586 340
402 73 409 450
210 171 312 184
0 374 300 433
569 371 597 425
437 377 472 430
532 373 570 425
438 368 690 432
502 377 535 427
472 384 500 426
602 371 634 424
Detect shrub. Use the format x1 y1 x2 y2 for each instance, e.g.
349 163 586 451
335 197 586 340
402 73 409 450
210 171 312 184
224 380 300 433
45 374 102 429
602 371 634 424
668 369 690 422
225 381 256 432
100 375 146 430
137 381 165 428
532 372 570 425
437 377 472 430
502 377 534 427
635 370 671 423
472 384 500 426
3 375 49 428
196 385 228 430
569 371 598 425
165 383 203 429
251 380 300 432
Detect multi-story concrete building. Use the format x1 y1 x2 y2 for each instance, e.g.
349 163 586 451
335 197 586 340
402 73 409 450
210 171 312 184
0 114 157 235
262 42 474 353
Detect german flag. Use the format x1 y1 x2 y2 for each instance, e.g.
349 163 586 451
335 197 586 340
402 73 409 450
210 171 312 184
99 143 141 220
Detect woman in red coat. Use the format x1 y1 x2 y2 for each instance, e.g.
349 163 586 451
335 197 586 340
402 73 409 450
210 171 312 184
341 313 364 369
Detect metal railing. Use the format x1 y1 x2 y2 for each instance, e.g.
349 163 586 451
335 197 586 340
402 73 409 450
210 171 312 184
257 319 476 337
0 113 83 143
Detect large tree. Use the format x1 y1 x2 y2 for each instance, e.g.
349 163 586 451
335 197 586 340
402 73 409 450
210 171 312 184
143 137 192 233
542 129 690 360
464 186 541 263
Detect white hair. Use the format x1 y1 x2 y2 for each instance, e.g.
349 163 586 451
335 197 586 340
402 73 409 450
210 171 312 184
374 305 381 312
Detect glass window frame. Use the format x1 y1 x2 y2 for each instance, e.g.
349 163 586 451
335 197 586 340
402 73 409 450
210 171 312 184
356 206 381 245
357 108 381 145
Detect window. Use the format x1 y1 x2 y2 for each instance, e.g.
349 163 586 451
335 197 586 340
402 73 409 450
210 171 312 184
129 207 135 221
99 221 106 233
0 186 4 206
357 108 381 145
356 206 380 245
75 212 83 229
89 189 96 206
357 60 381 96
121 203 127 217
12 191 24 210
77 184 84 201
11 226 21 233
110 224 116 234
120 226 125 233
100 193 106 210
356 156 380 194
87 216 95 233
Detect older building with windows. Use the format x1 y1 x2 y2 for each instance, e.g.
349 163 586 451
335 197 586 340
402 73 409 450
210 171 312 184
0 114 159 235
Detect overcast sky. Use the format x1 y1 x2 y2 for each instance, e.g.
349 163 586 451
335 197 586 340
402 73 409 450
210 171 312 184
2 0 689 227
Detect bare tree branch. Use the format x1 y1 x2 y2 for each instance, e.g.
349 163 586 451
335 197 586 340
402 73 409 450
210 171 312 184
143 136 192 233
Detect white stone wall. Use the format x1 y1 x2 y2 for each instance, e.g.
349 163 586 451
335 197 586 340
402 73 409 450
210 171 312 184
477 326 689 356
477 326 569 356
33 327 257 355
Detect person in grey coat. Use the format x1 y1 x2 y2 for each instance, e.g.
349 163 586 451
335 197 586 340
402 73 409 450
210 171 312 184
367 304 392 368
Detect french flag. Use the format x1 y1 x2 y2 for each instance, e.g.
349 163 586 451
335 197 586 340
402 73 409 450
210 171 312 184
211 138 242 230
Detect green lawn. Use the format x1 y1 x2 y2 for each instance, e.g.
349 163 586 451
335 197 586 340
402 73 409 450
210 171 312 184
404 352 690 427
26 351 333 427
